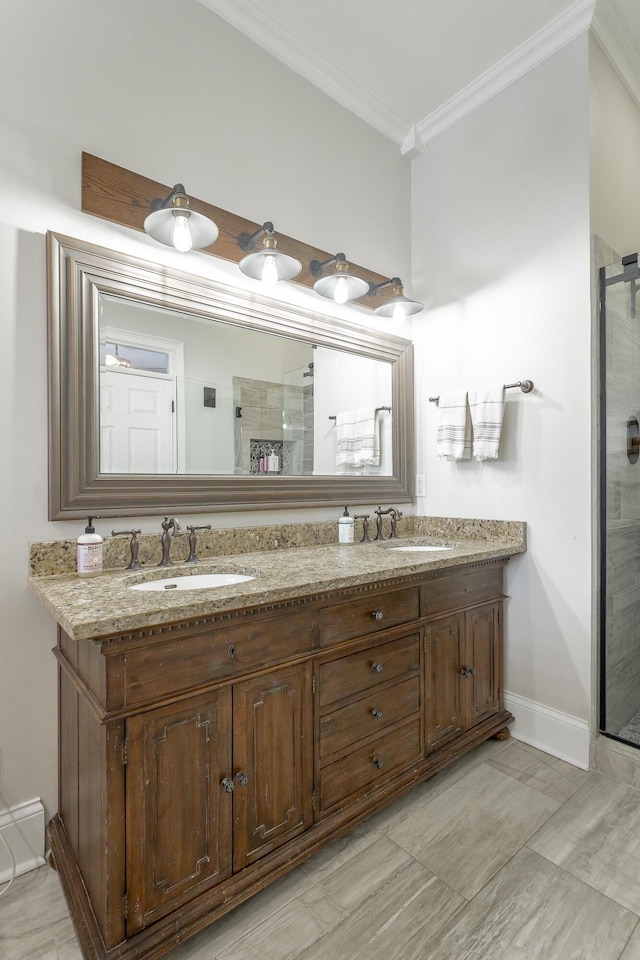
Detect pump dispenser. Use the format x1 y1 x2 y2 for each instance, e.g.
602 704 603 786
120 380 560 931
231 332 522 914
338 505 355 544
77 517 103 577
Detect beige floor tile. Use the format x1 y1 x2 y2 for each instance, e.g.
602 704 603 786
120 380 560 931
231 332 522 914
215 888 344 960
168 867 315 960
487 740 591 801
304 835 417 913
620 922 640 958
287 859 465 960
529 773 640 914
0 868 78 960
427 847 637 960
389 762 559 899
347 736 512 838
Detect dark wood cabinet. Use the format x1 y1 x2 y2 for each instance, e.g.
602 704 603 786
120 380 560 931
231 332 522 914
125 690 233 934
49 559 513 960
232 663 313 870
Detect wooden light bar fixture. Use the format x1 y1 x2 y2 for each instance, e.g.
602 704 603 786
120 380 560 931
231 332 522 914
81 153 398 312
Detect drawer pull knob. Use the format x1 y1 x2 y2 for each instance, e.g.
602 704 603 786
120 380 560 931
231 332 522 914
372 757 384 769
371 709 383 720
236 771 250 786
371 662 384 673
228 644 236 659
371 610 384 621
460 666 477 678
221 777 235 793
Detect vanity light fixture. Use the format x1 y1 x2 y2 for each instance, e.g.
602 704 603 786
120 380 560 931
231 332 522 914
368 277 423 322
143 184 219 253
310 253 370 304
237 221 302 287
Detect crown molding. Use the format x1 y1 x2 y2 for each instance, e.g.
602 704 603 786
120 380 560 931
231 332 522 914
408 0 596 152
197 0 409 146
592 0 640 109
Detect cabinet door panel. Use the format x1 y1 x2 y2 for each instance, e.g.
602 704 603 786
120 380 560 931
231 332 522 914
425 614 463 750
463 603 501 728
126 690 233 934
233 663 313 871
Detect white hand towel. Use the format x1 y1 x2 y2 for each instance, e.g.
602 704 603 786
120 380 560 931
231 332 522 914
436 392 471 461
468 385 505 460
335 408 380 469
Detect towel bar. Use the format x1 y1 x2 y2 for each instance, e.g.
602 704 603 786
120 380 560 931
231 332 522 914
329 405 392 421
428 381 534 405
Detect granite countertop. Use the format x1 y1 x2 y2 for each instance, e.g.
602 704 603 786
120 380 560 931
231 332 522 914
29 521 526 642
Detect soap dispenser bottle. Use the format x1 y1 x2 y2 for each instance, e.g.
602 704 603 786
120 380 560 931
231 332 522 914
338 506 355 544
77 517 103 577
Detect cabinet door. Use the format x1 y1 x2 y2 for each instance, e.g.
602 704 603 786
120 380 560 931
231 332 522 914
425 613 463 750
125 689 233 934
462 602 502 729
232 662 313 871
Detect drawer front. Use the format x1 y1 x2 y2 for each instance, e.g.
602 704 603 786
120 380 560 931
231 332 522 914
421 565 503 618
124 611 313 706
319 719 422 812
319 676 421 760
318 587 419 647
318 634 420 708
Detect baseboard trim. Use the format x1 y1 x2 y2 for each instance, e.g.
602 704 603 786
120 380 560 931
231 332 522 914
504 691 591 769
0 799 46 883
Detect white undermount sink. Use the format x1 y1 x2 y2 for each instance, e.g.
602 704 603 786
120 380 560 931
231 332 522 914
130 573 255 592
389 545 452 552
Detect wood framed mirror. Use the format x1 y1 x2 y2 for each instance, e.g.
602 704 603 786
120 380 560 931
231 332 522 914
47 233 414 519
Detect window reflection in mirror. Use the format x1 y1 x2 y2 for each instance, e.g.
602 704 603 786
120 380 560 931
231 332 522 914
99 296 393 478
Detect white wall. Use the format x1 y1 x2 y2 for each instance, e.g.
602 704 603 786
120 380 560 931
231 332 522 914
0 0 410 818
411 38 593 745
590 36 640 254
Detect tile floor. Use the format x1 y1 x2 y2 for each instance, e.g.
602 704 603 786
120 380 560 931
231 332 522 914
4 738 640 959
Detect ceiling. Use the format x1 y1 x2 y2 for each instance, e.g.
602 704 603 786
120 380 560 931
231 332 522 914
199 0 640 155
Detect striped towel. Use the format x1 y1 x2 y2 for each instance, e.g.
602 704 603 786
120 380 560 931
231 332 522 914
436 392 471 460
468 385 505 460
335 408 380 468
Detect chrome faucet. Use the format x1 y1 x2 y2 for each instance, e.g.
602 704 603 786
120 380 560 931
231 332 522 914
159 517 183 566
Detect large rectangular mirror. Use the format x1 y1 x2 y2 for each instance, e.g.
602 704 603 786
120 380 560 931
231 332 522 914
47 233 414 519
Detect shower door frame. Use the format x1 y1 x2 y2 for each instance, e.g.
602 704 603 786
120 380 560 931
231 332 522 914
599 253 640 745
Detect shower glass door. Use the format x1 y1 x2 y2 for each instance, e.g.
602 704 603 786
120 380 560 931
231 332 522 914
600 252 640 746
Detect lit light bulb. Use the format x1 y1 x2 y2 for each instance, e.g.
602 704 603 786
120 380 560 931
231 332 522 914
261 253 279 287
172 213 193 252
334 275 349 304
392 301 406 323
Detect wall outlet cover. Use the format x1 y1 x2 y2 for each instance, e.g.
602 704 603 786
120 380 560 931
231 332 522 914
415 475 425 496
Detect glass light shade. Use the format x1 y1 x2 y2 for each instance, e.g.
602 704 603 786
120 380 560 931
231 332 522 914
144 207 219 251
313 268 369 303
239 245 302 285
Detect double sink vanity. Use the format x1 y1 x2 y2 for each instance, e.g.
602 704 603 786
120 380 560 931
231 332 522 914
30 516 525 960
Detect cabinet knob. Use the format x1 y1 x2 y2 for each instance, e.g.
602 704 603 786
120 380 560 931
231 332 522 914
228 644 236 659
372 757 384 769
460 666 477 678
221 777 235 793
371 709 383 720
371 662 384 673
371 610 384 621
235 771 250 786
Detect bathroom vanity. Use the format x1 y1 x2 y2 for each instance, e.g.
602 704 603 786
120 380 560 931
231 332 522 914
31 528 524 960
